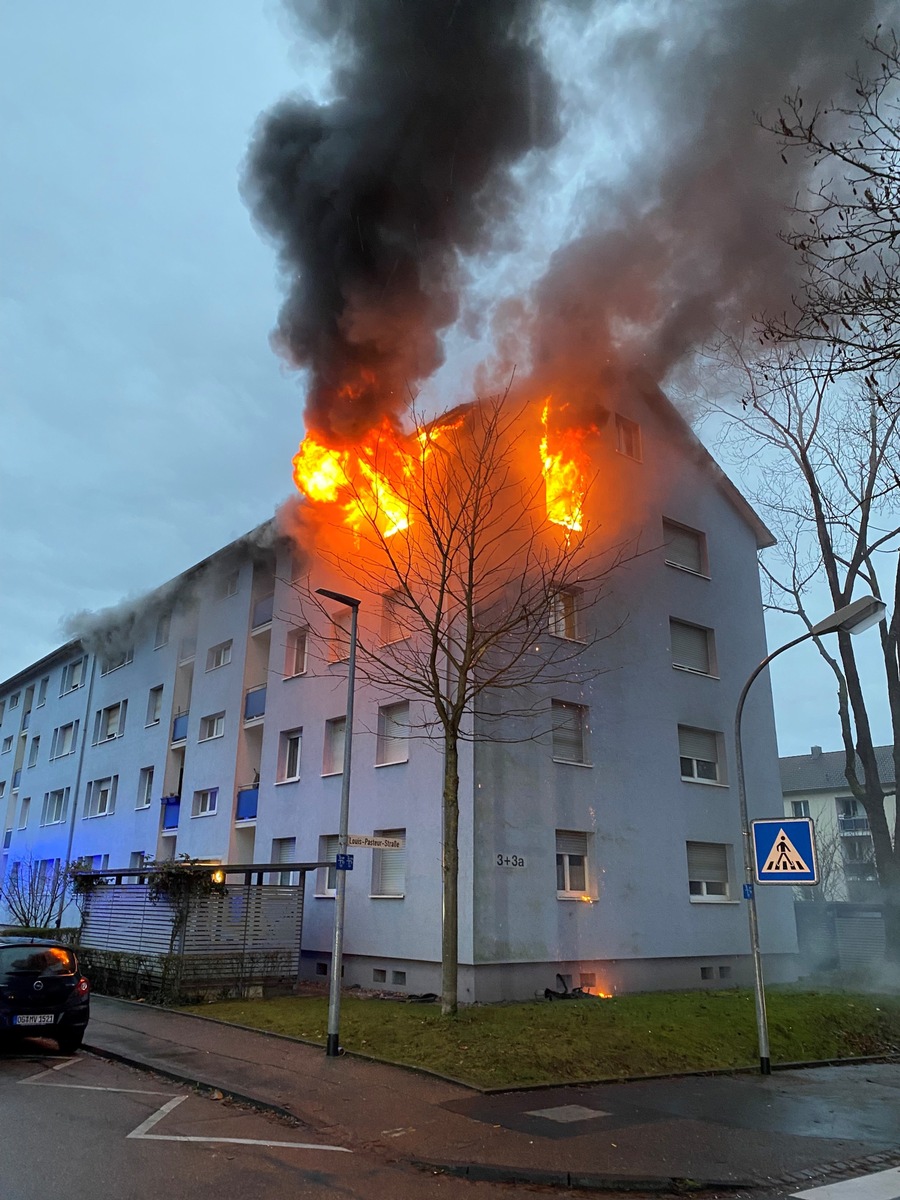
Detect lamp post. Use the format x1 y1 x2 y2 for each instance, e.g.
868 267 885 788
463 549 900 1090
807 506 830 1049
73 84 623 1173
735 595 886 1075
316 587 361 1059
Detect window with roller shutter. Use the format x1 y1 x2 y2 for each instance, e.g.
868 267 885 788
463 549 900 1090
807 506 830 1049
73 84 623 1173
371 830 406 897
670 619 715 675
663 519 708 575
687 841 731 901
678 725 724 783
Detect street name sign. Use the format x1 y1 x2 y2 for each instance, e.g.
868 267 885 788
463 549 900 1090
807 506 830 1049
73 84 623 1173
347 835 403 850
751 818 818 884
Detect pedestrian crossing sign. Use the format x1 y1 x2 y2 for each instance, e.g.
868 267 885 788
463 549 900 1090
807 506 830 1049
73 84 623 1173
751 818 818 884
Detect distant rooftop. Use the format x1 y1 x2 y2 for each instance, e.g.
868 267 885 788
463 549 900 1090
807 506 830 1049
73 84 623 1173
780 744 895 793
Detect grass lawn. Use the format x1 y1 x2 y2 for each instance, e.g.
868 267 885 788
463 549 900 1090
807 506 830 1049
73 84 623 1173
179 988 900 1088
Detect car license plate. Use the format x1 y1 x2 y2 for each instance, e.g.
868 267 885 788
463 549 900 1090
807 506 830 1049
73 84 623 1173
13 1014 55 1026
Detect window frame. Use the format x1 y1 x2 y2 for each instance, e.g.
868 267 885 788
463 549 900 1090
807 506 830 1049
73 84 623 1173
329 608 352 663
380 591 407 645
60 657 86 695
686 841 733 903
18 795 30 829
145 685 164 727
101 647 134 676
323 716 347 776
50 720 78 760
284 627 309 678
137 766 154 810
84 777 117 820
27 736 40 768
615 413 642 461
277 729 302 783
41 788 68 827
192 787 218 818
556 830 590 898
375 701 409 767
549 589 583 641
36 677 49 707
370 829 406 898
662 518 709 577
316 834 339 896
94 701 127 744
154 612 171 649
670 618 716 676
199 712 226 742
550 699 590 766
678 725 725 785
1 736 12 754
205 640 233 672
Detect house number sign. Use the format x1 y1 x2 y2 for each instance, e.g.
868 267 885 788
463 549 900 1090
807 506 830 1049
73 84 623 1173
496 854 526 868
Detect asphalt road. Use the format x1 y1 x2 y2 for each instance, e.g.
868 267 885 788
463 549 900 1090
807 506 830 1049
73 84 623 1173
0 1039 554 1200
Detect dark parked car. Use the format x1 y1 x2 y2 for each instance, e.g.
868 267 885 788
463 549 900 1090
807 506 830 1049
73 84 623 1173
0 937 90 1053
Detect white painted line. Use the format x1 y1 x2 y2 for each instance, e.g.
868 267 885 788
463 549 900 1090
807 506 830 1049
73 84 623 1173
21 1059 79 1084
127 1095 187 1138
793 1167 900 1200
126 1095 351 1153
27 1082 176 1095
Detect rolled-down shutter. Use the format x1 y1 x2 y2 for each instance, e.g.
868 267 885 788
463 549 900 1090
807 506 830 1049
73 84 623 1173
678 727 718 763
671 621 710 672
687 841 728 884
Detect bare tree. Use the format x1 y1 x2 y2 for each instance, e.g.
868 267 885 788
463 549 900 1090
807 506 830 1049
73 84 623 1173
1 854 70 930
760 30 900 391
710 343 900 958
288 393 635 1014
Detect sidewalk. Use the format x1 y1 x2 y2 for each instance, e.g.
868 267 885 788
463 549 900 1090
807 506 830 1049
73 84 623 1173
85 995 900 1192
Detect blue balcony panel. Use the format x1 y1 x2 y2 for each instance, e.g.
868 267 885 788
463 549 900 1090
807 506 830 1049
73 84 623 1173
172 712 189 741
252 593 274 629
161 796 180 831
244 686 266 721
236 787 259 822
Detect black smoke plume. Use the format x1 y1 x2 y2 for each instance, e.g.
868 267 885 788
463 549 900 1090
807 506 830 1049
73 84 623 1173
244 0 559 443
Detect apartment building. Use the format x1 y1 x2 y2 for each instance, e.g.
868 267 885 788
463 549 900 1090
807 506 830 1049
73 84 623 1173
0 384 799 1000
781 744 896 902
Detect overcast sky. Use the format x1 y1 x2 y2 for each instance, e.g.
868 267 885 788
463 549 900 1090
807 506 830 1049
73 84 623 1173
0 1 893 757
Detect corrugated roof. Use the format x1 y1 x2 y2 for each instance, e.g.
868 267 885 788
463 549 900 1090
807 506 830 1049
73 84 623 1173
780 744 896 792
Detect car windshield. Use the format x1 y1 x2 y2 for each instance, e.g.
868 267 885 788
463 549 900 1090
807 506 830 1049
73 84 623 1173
0 946 77 977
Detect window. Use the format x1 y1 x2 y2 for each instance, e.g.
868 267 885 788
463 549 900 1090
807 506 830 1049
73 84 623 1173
178 634 197 662
219 569 239 598
662 519 708 575
371 830 406 897
192 787 218 817
316 834 339 896
10 692 20 709
94 700 127 743
791 800 810 818
678 726 723 783
376 702 409 766
278 729 302 782
137 766 154 810
670 619 715 675
323 716 346 775
381 591 405 644
551 700 589 765
272 836 298 885
615 413 642 460
41 788 69 826
37 677 48 707
284 627 308 678
18 797 30 829
84 777 117 819
556 830 589 896
549 589 581 640
687 841 731 901
146 685 164 726
1 737 11 754
27 736 40 768
206 640 233 672
0 781 5 798
129 851 148 875
329 608 352 663
61 657 86 694
101 647 133 675
154 612 171 649
199 712 225 741
50 721 78 759
0 699 5 724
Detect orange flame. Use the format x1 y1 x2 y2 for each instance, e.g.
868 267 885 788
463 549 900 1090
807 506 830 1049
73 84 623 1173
540 398 591 532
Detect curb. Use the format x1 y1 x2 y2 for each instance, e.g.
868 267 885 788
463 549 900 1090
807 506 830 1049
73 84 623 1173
82 1040 303 1127
410 1160 755 1192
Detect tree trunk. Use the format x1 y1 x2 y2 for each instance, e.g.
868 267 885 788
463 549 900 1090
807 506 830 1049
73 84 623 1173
441 734 460 1017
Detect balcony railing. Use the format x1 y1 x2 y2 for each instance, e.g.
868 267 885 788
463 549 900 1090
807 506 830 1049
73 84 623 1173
161 796 180 831
839 816 870 834
235 787 259 822
244 685 266 721
171 712 189 742
252 593 274 629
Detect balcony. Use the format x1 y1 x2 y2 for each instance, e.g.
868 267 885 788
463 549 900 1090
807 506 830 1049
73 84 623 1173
244 685 266 722
844 858 877 881
839 816 871 834
251 593 274 630
12 769 21 791
235 787 259 822
178 635 197 663
171 712 189 742
161 796 180 831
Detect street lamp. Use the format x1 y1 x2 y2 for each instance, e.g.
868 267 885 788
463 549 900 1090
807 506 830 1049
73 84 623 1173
315 587 361 1059
735 594 886 1075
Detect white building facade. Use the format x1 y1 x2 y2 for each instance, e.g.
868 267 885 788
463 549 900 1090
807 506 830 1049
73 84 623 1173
0 385 799 1001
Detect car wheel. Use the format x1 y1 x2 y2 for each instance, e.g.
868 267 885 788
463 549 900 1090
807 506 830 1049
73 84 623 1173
56 1030 84 1054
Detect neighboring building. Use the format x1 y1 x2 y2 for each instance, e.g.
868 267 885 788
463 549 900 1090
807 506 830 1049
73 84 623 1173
0 385 799 1000
780 744 896 902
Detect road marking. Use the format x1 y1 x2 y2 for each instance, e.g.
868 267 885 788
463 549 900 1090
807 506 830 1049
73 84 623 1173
793 1167 900 1200
21 1057 174 1094
128 1095 352 1153
526 1104 611 1123
22 1059 80 1084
